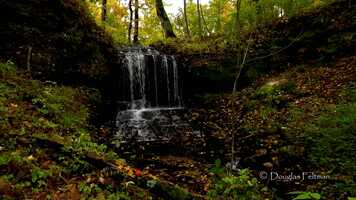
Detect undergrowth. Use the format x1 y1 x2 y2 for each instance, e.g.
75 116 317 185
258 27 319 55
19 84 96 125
0 62 127 199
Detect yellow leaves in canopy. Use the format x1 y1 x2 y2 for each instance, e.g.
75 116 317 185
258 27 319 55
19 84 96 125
312 0 322 8
221 1 235 20
108 0 128 21
105 25 118 33
86 0 101 23
85 0 127 23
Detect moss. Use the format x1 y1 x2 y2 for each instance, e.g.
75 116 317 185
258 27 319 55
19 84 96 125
341 82 356 102
306 102 356 174
0 62 122 198
252 79 297 110
255 79 296 98
163 185 191 200
0 61 16 76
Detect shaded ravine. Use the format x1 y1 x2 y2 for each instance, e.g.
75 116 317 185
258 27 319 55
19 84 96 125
106 48 220 195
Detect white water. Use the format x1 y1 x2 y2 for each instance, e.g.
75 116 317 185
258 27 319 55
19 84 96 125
115 48 183 142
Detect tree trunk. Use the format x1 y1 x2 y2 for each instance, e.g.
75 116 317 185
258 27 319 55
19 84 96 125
216 0 221 32
183 0 190 37
197 0 202 37
155 0 176 38
101 0 107 22
133 0 139 43
235 0 241 48
232 0 242 94
200 4 211 35
128 0 133 43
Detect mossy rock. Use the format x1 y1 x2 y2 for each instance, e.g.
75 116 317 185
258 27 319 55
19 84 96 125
254 79 297 99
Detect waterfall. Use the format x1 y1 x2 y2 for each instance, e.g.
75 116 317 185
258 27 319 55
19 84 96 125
172 56 181 106
115 48 183 142
120 48 181 109
163 56 171 106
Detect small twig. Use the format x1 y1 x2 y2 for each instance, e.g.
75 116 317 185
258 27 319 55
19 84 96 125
200 4 211 36
230 131 234 176
233 32 253 93
241 133 255 140
59 172 69 184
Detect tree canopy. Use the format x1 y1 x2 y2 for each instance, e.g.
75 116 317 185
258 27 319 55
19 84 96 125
85 0 334 44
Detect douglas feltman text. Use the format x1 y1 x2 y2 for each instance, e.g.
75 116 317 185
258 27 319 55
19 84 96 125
259 171 330 182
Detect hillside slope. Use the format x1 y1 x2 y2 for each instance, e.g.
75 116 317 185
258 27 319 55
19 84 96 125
187 21 356 200
154 0 356 97
0 0 119 86
0 62 131 199
0 0 355 199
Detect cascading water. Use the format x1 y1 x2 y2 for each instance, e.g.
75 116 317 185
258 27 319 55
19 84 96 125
115 48 184 143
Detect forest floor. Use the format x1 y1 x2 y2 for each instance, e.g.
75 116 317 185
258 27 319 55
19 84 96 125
124 52 355 199
2 52 353 199
185 53 356 199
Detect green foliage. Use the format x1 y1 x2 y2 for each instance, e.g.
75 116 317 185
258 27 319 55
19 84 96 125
31 167 51 190
84 0 335 44
0 60 16 76
78 181 131 200
0 61 94 139
78 181 94 196
163 185 191 200
289 191 321 200
341 82 356 102
61 129 120 174
146 180 158 188
0 151 59 192
210 159 225 175
66 155 92 174
334 182 356 197
255 79 296 99
303 100 356 194
0 62 124 197
287 105 304 122
69 130 108 155
260 105 277 120
252 80 297 113
0 151 26 166
305 101 356 173
1 175 14 187
78 181 102 199
31 85 89 129
296 84 356 200
208 168 261 200
107 192 131 200
171 0 335 40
